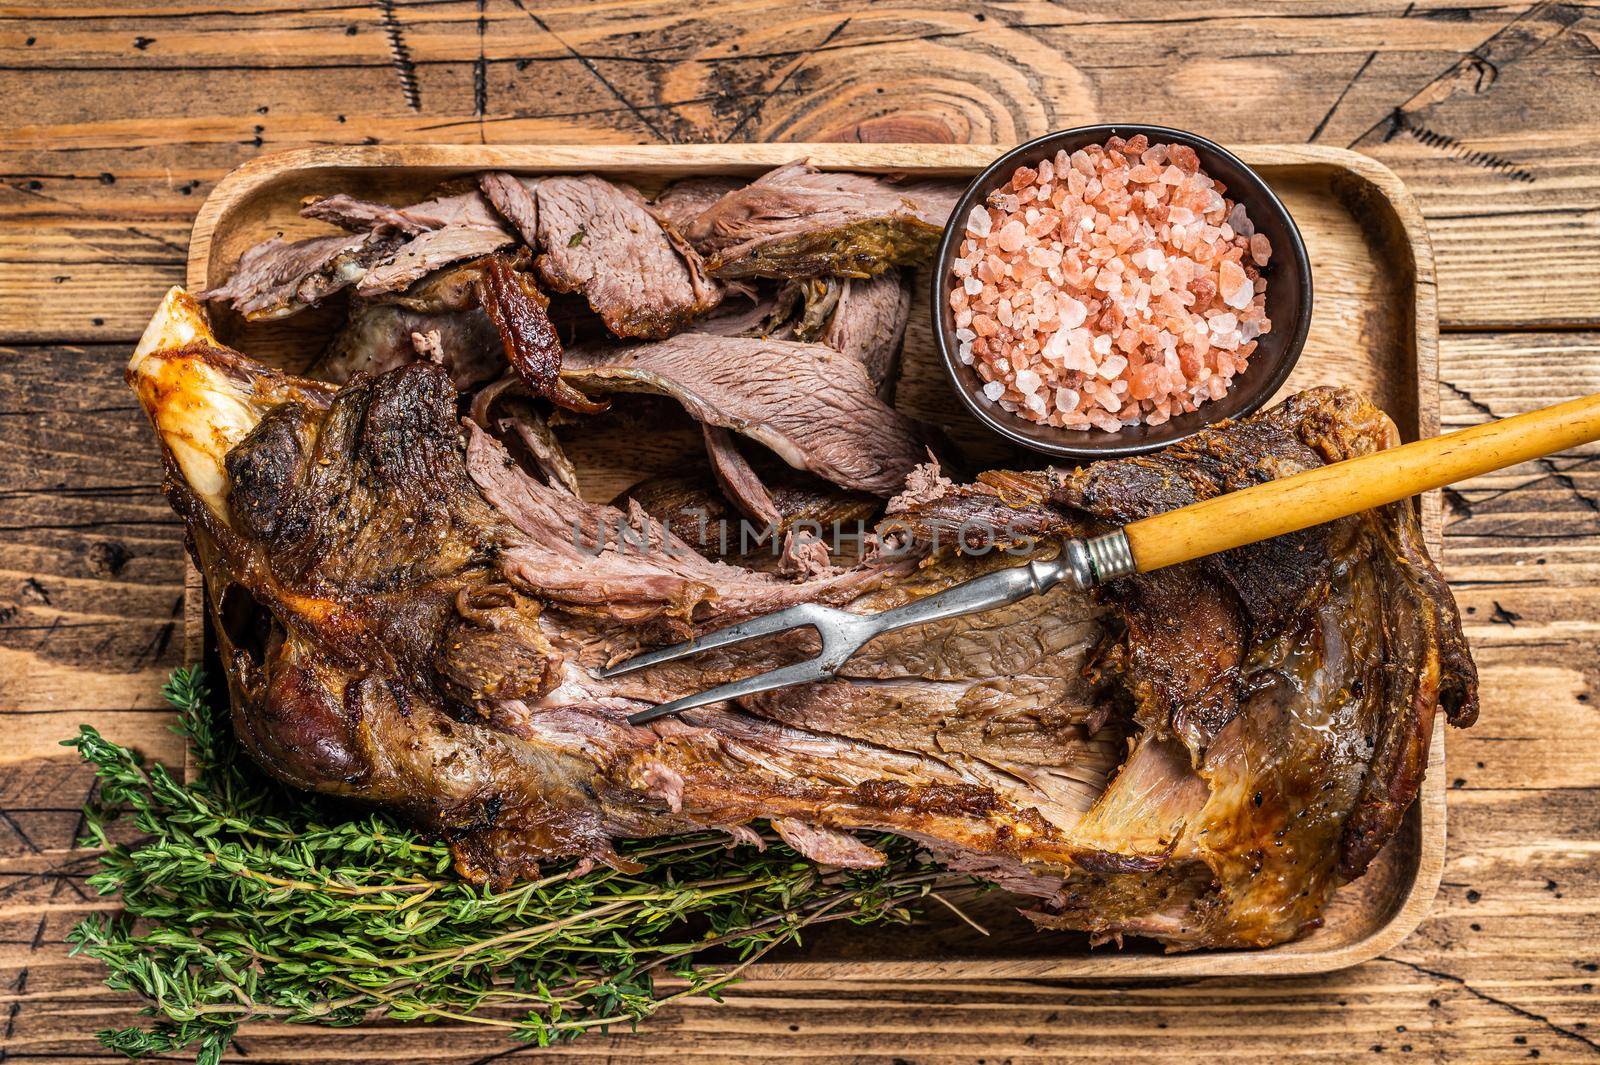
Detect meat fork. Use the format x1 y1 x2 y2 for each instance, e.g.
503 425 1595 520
605 391 1600 726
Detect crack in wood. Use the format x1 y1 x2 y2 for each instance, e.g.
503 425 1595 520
508 0 668 142
376 0 422 111
1349 0 1582 153
1382 954 1600 1054
1391 111 1537 182
721 17 852 144
473 0 487 143
1490 600 1524 626
1443 380 1600 514
0 811 37 854
2 967 25 1046
1308 49 1377 142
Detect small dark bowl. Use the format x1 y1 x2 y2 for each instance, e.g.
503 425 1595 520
932 124 1313 460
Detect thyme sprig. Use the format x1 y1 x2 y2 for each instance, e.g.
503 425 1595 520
66 667 953 1062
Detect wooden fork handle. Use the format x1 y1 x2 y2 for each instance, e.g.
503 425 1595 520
1123 392 1600 574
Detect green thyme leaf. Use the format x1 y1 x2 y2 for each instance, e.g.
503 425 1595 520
66 667 959 1061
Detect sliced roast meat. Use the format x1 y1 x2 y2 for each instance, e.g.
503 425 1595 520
469 373 581 495
203 189 514 317
466 424 905 633
651 176 745 231
480 172 720 339
301 188 516 297
683 160 961 279
693 289 787 337
302 189 505 236
477 172 539 242
561 333 924 496
619 466 879 560
132 289 1479 950
198 231 399 320
702 424 780 526
820 270 912 393
693 274 910 391
355 195 515 298
770 818 886 868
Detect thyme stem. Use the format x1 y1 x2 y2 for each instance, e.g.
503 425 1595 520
65 667 957 1062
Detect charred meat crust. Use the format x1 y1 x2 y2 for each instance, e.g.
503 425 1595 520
476 254 607 415
142 327 1476 948
1051 386 1479 887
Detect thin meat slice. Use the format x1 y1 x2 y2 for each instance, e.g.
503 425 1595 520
482 173 720 339
562 333 924 496
302 190 503 235
770 818 885 868
466 425 904 633
651 176 745 231
821 270 912 393
469 373 581 495
477 172 539 243
618 467 878 560
355 193 514 297
198 231 398 320
203 190 514 317
683 160 961 279
702 424 780 525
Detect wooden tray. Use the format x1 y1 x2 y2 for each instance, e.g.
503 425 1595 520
185 143 1442 979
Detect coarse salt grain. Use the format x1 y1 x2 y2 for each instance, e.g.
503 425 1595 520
948 136 1272 431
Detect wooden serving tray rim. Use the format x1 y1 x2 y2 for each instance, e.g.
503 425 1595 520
184 142 1442 980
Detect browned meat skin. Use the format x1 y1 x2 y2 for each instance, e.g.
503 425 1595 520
561 333 924 497
480 172 721 339
476 254 608 415
130 307 1476 948
682 161 961 279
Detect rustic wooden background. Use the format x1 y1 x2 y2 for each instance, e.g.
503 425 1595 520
3 0 1599 1061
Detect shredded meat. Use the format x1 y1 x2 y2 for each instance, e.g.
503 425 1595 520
131 291 1477 951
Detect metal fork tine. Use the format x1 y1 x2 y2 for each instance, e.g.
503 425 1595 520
595 603 824 679
626 658 833 726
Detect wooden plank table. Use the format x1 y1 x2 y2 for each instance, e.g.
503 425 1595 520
2 1 1597 1060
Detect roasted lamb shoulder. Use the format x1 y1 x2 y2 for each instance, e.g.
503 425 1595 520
129 289 1475 949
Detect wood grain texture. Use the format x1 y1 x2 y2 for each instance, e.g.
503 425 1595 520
2 0 1599 1060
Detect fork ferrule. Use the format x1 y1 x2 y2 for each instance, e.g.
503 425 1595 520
1081 529 1136 586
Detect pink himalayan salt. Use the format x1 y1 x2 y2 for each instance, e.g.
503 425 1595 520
949 134 1273 431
